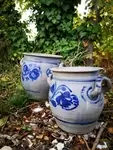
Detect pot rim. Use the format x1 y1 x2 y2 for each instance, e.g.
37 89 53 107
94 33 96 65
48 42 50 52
23 52 63 58
51 66 103 73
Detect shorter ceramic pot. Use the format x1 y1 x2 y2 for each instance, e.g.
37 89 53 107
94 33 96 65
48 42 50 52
47 67 112 134
20 53 63 100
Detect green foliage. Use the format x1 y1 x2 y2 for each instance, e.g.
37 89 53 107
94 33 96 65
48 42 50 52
106 90 113 101
22 0 83 64
76 22 101 40
0 64 29 114
32 0 77 54
22 125 32 131
18 0 81 10
0 34 10 63
92 0 113 70
0 0 33 63
1 0 83 64
9 89 29 108
98 1 113 55
64 41 86 66
73 9 101 41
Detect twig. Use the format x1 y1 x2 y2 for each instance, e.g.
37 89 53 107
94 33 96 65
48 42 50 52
102 110 113 113
16 103 34 113
11 103 36 116
92 122 107 150
82 136 91 150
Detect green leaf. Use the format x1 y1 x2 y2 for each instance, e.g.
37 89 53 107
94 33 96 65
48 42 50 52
52 19 57 24
79 32 87 38
45 11 52 17
22 125 32 131
45 23 49 29
76 26 85 32
27 127 32 131
50 33 54 38
40 0 53 5
62 5 70 11
56 14 61 20
0 116 8 127
87 26 93 32
46 0 53 5
39 38 45 44
13 53 17 57
39 32 45 37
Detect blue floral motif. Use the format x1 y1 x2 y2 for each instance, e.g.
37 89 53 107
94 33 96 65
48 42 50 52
22 64 41 81
46 68 52 77
29 68 40 80
50 82 79 110
26 77 29 81
23 64 29 75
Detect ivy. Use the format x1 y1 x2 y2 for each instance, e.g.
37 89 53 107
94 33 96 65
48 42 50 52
0 0 33 62
73 16 101 41
27 0 82 62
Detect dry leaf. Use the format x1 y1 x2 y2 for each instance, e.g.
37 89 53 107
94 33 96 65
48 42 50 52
44 136 49 141
36 134 43 139
45 101 50 107
32 107 43 113
107 127 113 134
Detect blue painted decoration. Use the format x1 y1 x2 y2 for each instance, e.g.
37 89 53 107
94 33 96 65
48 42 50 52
22 63 42 81
52 77 96 82
81 86 103 105
46 68 52 77
55 116 96 125
50 82 79 110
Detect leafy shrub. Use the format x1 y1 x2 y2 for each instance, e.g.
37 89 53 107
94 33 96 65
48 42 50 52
0 0 33 63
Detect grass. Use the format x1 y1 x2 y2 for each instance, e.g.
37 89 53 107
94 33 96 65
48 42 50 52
0 63 29 114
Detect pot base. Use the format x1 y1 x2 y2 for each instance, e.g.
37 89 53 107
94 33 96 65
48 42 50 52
26 90 48 101
55 118 98 134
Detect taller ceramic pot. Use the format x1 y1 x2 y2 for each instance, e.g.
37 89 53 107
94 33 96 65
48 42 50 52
20 53 63 100
47 67 112 134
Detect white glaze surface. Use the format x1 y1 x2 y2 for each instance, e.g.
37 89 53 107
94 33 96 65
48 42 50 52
48 66 111 134
51 66 103 72
20 53 62 100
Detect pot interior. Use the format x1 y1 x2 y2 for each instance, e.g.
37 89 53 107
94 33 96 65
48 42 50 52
51 66 103 73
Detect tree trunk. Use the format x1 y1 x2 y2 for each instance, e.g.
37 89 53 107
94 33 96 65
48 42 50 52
86 40 93 66
85 0 101 66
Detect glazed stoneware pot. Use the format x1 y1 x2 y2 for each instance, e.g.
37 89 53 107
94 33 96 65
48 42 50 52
20 53 63 100
47 67 112 134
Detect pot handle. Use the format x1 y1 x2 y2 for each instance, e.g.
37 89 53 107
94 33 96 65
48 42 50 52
47 73 53 86
47 62 64 86
89 76 112 99
59 62 64 67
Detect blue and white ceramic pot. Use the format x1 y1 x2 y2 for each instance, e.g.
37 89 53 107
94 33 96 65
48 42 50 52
47 67 112 134
20 53 63 100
